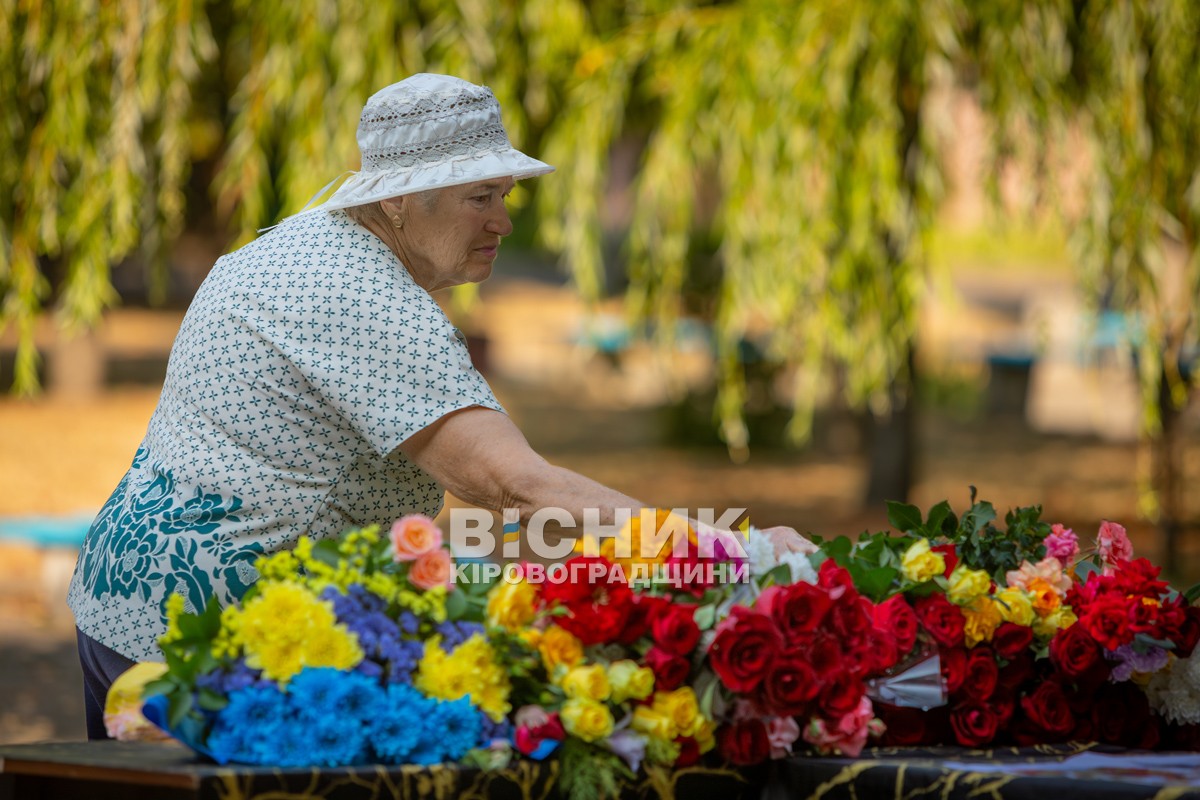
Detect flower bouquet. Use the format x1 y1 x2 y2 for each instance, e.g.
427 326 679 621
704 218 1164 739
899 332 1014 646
813 490 1200 749
137 516 511 767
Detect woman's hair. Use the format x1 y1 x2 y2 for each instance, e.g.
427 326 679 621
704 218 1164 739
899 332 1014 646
344 191 440 229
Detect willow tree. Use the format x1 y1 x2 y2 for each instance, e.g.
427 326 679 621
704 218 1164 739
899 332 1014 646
5 1 1196 533
972 0 1200 558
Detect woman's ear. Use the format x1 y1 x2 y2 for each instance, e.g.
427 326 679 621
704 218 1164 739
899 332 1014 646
379 196 407 228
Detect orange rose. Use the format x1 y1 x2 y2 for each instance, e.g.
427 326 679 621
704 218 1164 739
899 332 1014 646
390 515 443 562
409 548 453 591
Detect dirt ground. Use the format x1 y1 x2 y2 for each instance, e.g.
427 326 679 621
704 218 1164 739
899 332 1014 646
1 331 1198 746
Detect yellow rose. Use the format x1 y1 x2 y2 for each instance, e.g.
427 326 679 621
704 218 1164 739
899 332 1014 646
1025 577 1062 617
900 539 945 583
608 660 655 703
631 705 677 742
694 716 718 753
561 664 611 701
946 565 991 606
962 595 1004 647
994 588 1034 627
1033 606 1078 638
539 625 584 675
486 579 538 632
652 687 703 738
560 698 614 742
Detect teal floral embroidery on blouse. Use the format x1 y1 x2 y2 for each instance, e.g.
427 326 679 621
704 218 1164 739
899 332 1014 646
76 447 261 618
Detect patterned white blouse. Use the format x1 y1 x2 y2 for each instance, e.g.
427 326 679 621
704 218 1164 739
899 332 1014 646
67 210 502 660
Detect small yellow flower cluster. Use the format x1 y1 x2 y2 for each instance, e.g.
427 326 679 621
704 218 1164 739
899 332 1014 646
233 581 363 683
631 687 716 764
948 558 1077 646
415 634 511 722
161 593 187 646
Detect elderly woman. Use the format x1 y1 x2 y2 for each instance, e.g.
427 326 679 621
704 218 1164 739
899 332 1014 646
67 73 806 740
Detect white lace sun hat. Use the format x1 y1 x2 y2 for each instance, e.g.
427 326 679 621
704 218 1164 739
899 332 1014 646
284 73 554 221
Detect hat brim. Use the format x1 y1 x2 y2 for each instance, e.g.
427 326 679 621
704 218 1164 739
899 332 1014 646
282 148 554 222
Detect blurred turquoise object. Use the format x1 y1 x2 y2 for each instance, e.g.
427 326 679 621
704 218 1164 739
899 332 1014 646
0 515 93 547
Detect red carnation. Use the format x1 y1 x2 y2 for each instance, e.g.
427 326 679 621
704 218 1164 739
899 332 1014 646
707 606 784 693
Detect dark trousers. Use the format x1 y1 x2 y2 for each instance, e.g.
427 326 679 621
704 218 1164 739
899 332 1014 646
76 628 137 740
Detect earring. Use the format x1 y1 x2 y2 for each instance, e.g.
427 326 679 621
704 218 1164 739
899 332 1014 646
390 215 404 229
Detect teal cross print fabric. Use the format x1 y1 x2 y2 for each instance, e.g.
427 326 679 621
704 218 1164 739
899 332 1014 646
67 210 503 660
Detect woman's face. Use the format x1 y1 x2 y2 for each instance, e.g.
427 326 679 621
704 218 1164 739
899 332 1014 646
386 177 515 292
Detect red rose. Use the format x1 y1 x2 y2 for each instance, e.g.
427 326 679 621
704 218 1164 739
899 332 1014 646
867 631 900 674
674 736 701 767
652 603 702 656
717 719 770 766
876 703 927 746
959 647 999 702
914 594 965 649
818 560 855 593
826 597 874 650
992 622 1033 660
644 646 691 691
1049 624 1105 680
618 595 663 644
991 685 1016 726
759 652 819 716
950 701 999 746
932 543 958 577
873 596 919 655
809 631 844 679
941 647 967 694
1079 594 1135 651
708 607 784 692
757 582 833 638
1092 683 1160 749
1020 681 1075 739
818 671 865 719
997 651 1034 691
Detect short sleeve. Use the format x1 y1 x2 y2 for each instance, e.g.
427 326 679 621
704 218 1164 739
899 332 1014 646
242 215 504 458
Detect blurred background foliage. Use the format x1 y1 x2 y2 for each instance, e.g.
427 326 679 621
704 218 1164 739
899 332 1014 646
0 0 1197 545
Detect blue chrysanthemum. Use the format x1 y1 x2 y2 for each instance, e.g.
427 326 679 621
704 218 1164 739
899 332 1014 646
437 697 483 760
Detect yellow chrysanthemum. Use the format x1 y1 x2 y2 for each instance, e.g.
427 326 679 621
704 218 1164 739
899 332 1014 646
238 582 362 683
415 634 511 722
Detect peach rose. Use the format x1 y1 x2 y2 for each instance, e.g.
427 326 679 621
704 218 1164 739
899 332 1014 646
409 548 453 591
390 514 442 562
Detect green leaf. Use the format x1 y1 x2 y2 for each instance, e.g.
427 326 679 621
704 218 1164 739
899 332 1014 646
693 604 716 631
196 687 228 712
887 501 924 534
764 564 791 587
167 690 194 730
444 587 469 621
925 501 956 537
821 535 854 565
1184 582 1200 605
853 565 900 601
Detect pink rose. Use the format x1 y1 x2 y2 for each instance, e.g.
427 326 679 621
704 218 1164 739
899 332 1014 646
409 548 453 591
802 696 883 758
1044 524 1079 562
390 515 443 562
1097 521 1133 565
766 716 801 759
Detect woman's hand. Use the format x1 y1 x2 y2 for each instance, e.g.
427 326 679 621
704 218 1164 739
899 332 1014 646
760 525 817 559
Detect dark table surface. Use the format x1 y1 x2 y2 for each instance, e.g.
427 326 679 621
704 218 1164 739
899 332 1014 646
3 740 1200 800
